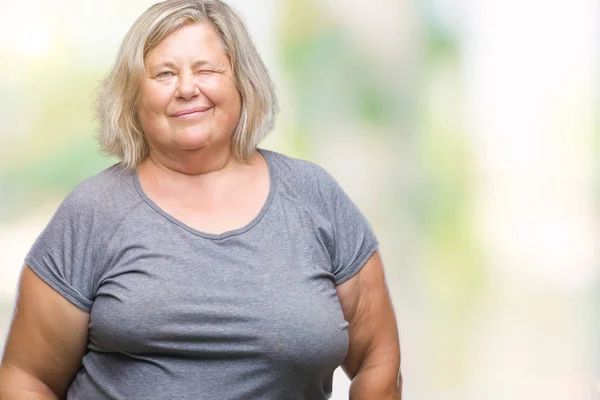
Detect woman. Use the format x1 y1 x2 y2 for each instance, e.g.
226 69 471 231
0 0 401 398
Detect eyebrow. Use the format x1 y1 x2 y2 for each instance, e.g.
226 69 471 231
148 60 215 72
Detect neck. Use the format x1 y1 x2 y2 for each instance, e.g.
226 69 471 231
142 142 239 178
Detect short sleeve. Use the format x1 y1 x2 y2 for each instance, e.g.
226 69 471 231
24 187 101 312
315 167 379 285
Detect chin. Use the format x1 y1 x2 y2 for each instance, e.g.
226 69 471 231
173 130 214 150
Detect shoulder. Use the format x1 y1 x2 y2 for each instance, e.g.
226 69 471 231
53 162 141 228
25 164 141 309
260 148 340 200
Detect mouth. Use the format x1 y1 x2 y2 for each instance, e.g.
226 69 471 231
171 106 213 118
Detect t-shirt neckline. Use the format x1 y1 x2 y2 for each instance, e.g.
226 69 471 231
132 148 276 240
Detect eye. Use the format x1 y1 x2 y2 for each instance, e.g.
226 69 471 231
156 71 174 78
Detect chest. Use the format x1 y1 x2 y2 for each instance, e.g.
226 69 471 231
87 210 348 371
155 191 268 234
137 167 270 235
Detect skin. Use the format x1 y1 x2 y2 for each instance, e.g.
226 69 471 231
137 22 242 176
337 251 402 399
136 22 268 234
0 22 401 399
0 267 88 399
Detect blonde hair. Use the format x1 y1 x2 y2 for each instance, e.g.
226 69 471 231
96 0 278 170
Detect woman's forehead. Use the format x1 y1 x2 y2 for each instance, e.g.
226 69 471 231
145 22 227 65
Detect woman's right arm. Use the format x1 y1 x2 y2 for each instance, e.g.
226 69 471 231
0 266 90 399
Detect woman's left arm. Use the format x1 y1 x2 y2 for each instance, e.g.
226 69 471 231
336 250 402 399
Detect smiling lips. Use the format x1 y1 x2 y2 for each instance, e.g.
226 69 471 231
171 106 212 118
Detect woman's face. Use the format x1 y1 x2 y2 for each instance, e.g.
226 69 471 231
138 22 241 154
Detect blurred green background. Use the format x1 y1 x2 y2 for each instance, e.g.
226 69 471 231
1 0 598 399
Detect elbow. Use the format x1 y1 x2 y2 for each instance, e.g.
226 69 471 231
349 359 402 399
0 363 60 400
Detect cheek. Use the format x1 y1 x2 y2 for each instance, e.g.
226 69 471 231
140 84 174 115
137 86 175 138
199 76 241 110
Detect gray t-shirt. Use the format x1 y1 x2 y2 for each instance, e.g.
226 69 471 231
25 149 378 400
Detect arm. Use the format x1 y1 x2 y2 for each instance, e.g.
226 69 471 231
336 251 402 399
0 266 90 399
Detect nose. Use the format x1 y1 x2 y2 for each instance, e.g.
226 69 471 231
175 71 199 100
